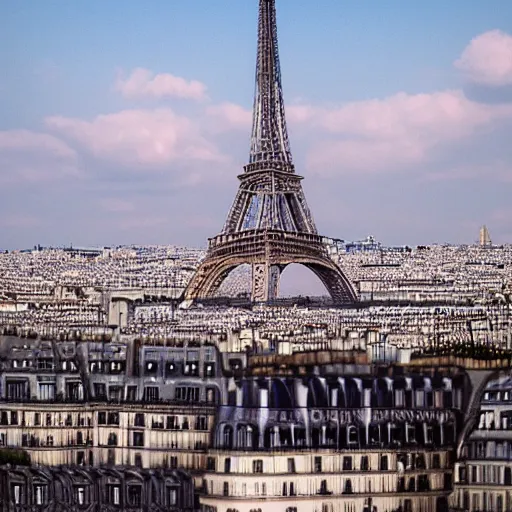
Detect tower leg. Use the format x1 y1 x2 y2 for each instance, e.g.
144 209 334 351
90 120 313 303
268 265 281 301
252 263 268 302
252 264 281 302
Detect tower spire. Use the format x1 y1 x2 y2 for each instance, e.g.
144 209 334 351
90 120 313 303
249 0 293 170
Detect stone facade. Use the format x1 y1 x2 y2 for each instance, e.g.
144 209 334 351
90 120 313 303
452 373 512 511
0 465 195 511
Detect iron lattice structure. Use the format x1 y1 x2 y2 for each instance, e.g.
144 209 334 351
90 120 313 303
185 0 357 304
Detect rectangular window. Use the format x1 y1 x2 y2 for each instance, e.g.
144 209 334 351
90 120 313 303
224 458 231 473
98 412 106 425
167 488 177 506
134 413 145 427
34 485 47 505
195 416 208 430
204 362 215 377
184 362 199 376
288 458 296 473
11 411 18 425
206 387 216 403
223 482 229 497
37 358 53 370
127 486 142 507
126 386 137 401
253 459 263 473
94 383 106 399
39 383 56 401
166 415 179 430
361 456 369 471
144 361 158 375
109 386 123 401
314 456 322 473
143 386 159 401
380 455 389 471
108 485 120 505
12 484 22 504
151 415 164 429
165 361 177 377
133 431 144 447
343 456 353 471
76 487 85 505
175 386 199 402
107 412 119 425
6 380 29 400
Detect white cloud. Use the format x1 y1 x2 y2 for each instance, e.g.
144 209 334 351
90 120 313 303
201 89 512 175
289 90 512 175
0 130 76 159
206 102 252 132
455 30 512 86
0 130 78 185
45 108 226 169
115 68 207 101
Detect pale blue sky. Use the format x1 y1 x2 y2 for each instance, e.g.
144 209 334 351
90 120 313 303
1 0 512 250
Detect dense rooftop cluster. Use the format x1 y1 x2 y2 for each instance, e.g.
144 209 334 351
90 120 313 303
335 244 512 303
1 244 511 360
0 246 204 300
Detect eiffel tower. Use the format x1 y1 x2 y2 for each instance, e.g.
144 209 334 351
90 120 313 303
185 0 357 304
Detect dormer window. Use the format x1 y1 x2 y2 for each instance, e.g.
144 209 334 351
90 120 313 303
37 358 53 370
34 485 48 505
145 362 158 375
107 485 120 505
76 486 86 505
184 362 199 376
127 486 142 507
12 484 23 504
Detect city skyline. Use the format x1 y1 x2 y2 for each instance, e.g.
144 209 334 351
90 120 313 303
2 0 512 249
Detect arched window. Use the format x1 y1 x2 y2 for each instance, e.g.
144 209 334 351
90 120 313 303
223 425 233 449
270 379 293 409
307 377 328 408
346 379 361 408
237 425 247 449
